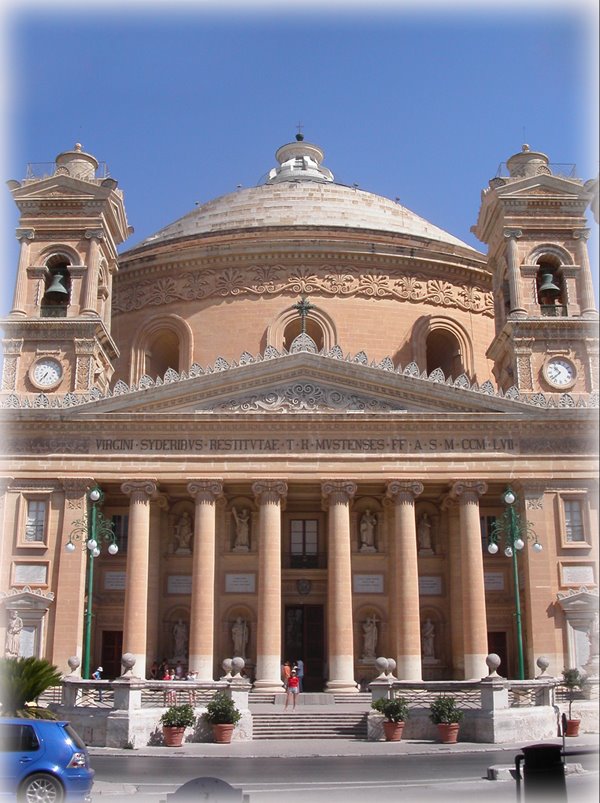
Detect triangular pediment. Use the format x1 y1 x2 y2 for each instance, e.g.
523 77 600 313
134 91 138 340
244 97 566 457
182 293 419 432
11 175 112 204
494 173 587 200
36 348 561 417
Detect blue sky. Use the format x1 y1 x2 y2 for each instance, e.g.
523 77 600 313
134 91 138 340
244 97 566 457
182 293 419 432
1 0 598 312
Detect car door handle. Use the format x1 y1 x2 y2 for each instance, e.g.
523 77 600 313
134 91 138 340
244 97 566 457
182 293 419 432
19 757 33 764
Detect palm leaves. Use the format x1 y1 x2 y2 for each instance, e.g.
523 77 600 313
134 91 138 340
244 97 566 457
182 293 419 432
0 657 62 718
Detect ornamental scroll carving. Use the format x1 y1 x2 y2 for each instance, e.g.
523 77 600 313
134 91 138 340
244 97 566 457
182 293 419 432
205 383 399 413
113 265 494 317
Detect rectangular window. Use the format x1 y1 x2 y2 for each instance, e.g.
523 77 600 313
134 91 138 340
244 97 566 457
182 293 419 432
564 500 585 542
290 519 318 568
25 500 46 543
480 515 497 552
111 514 129 553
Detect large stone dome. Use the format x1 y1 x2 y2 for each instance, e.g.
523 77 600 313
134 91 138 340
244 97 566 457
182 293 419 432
131 137 476 253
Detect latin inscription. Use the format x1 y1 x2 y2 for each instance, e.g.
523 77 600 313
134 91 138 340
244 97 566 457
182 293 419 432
92 436 516 454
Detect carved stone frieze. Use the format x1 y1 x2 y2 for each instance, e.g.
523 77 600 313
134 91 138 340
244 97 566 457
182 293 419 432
205 383 400 413
113 264 494 317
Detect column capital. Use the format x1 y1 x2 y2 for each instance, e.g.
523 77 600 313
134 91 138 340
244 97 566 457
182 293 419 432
252 480 288 505
187 479 224 501
15 228 35 242
385 480 424 502
449 480 488 502
321 480 357 506
121 479 158 499
84 228 105 241
503 228 523 240
573 228 591 241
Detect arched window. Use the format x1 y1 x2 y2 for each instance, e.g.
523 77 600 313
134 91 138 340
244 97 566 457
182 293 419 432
425 329 464 379
41 255 71 318
267 304 336 353
535 256 565 316
144 329 181 378
130 314 193 383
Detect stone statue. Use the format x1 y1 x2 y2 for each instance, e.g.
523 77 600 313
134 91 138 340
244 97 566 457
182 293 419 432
172 619 188 658
362 615 378 658
421 618 435 659
232 507 250 551
174 511 193 554
232 616 248 658
417 513 433 553
359 510 377 552
5 610 23 658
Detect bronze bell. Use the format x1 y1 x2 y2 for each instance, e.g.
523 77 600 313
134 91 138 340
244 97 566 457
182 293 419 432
538 272 561 299
44 272 69 298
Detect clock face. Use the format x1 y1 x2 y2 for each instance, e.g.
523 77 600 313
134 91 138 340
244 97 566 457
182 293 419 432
543 357 576 388
31 357 63 389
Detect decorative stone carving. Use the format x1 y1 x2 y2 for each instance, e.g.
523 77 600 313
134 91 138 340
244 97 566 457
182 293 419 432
208 384 398 413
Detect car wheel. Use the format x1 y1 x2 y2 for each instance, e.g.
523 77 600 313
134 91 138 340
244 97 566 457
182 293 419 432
18 772 64 803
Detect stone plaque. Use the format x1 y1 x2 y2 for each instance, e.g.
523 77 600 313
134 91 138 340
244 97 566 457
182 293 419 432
484 572 505 591
419 575 442 596
14 563 47 585
20 626 36 658
561 564 595 586
225 573 256 593
167 575 193 595
104 571 126 591
353 574 384 593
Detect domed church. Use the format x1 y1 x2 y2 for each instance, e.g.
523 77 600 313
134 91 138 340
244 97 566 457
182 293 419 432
0 135 598 691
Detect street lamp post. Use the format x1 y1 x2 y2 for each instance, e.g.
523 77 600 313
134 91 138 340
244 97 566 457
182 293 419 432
488 487 543 680
65 485 118 678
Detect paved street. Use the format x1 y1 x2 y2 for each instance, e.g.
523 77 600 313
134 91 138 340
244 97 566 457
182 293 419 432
89 735 599 803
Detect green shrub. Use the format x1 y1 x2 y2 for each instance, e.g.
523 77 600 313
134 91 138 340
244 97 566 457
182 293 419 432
159 703 196 728
0 657 61 718
204 692 241 725
429 695 464 724
562 668 586 719
371 697 409 723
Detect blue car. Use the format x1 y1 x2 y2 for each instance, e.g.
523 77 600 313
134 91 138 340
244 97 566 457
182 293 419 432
0 717 94 802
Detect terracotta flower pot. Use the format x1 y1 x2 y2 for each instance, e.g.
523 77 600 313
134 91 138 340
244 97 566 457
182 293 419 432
212 723 235 744
437 723 460 744
162 726 185 747
383 721 405 742
565 719 580 737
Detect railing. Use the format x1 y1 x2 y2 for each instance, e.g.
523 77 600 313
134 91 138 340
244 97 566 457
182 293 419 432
495 162 577 179
24 162 110 180
282 553 327 569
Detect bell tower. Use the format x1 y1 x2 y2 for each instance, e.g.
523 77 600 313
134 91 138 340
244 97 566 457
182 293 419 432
472 145 598 399
1 144 132 397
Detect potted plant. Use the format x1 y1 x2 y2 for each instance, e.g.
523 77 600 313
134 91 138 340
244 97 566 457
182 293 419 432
159 703 196 747
562 668 585 737
429 695 464 744
371 696 409 741
204 691 241 744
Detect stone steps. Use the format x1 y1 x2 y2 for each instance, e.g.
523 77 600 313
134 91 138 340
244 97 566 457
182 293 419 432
252 711 369 739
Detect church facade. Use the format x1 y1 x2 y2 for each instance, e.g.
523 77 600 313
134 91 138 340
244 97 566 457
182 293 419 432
0 136 598 691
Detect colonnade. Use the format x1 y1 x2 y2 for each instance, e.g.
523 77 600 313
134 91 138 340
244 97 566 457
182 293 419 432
118 478 490 688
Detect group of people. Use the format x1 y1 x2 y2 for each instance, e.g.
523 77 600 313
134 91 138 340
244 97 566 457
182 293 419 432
281 659 304 710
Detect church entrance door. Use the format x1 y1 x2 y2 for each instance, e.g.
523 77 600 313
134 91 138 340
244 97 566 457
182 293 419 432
284 605 324 692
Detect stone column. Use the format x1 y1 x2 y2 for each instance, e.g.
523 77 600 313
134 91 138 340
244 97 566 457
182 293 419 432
82 230 103 315
385 480 424 680
573 229 598 317
121 480 157 678
10 229 35 316
252 480 287 692
450 480 488 679
187 479 223 681
322 480 358 693
504 229 526 317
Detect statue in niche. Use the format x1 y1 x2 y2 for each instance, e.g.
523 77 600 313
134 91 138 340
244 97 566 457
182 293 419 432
5 610 23 659
362 615 378 658
417 512 434 554
359 510 377 552
173 511 193 554
421 618 436 659
232 507 250 551
172 619 188 659
232 616 249 658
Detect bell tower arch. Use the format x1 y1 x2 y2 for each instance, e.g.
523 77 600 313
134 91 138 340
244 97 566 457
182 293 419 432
1 144 132 396
472 144 598 398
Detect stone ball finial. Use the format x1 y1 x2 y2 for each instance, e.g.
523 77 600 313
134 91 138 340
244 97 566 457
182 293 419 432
374 656 389 679
74 143 83 152
231 657 245 676
536 655 550 675
121 653 136 675
486 653 502 676
222 658 233 673
387 658 397 677
522 144 530 152
67 656 80 672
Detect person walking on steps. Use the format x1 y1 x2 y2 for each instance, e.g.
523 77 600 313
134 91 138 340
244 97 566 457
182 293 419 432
284 668 300 711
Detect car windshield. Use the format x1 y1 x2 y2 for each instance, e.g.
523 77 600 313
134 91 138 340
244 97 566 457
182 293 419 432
64 723 87 750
